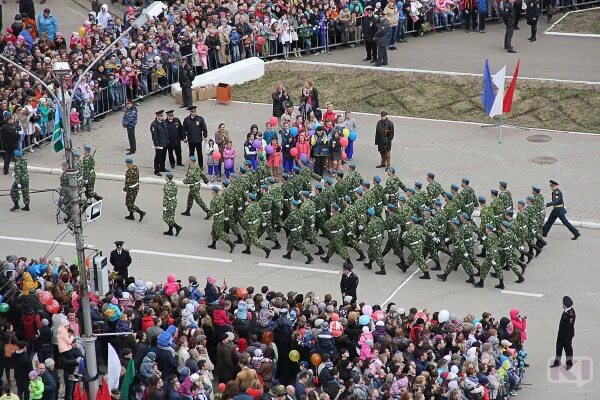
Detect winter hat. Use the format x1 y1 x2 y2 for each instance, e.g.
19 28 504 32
254 348 263 357
314 318 324 328
29 370 39 379
321 321 330 331
237 338 248 353
362 326 370 334
207 276 217 285
44 358 55 367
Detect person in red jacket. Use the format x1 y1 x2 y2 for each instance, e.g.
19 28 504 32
322 102 337 124
461 0 478 32
294 133 311 164
141 309 156 333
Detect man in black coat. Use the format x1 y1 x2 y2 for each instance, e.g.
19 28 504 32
1 112 19 175
164 110 184 169
374 111 394 169
109 240 132 282
374 17 391 67
178 57 195 108
183 106 208 169
550 295 576 370
361 7 378 62
151 110 169 176
340 261 359 303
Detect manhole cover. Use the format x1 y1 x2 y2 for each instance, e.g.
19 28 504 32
527 134 552 142
532 156 557 164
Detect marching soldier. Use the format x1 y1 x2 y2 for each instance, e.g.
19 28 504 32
123 157 146 221
473 223 501 288
283 199 313 264
426 172 443 200
364 207 386 275
524 196 543 256
531 186 548 249
10 150 29 212
436 218 476 283
281 173 295 222
432 199 451 257
460 178 478 216
313 184 329 237
82 145 102 203
385 167 406 203
151 110 169 176
265 177 283 232
498 221 525 286
477 196 494 257
242 193 271 257
258 184 281 249
343 195 366 262
505 209 532 265
515 201 537 262
222 179 244 244
382 203 404 266
321 203 351 264
181 156 210 218
490 189 505 227
163 171 182 236
414 181 431 209
164 110 184 169
459 212 481 273
499 181 513 211
334 170 347 204
422 208 443 272
402 215 429 279
300 191 325 255
370 176 385 216
208 186 236 253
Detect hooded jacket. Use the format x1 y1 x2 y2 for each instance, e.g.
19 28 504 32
163 275 181 297
509 309 527 342
497 317 511 341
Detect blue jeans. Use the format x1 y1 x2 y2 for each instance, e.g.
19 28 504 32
397 21 406 40
435 11 455 29
303 38 312 53
232 45 241 62
389 26 398 46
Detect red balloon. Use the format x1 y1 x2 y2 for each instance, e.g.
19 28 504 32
341 152 348 160
310 353 322 366
269 116 278 127
340 137 349 148
46 299 60 314
290 147 299 157
39 291 54 306
213 151 222 161
236 287 248 299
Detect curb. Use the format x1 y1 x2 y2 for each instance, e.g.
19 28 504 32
26 165 600 230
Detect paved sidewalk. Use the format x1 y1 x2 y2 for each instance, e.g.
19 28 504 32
11 95 600 222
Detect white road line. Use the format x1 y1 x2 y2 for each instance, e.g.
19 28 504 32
0 235 96 248
501 290 544 298
382 269 420 307
129 249 232 263
257 262 340 274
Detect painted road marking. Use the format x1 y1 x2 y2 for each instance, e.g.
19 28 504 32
382 269 420 306
501 290 544 298
130 249 232 263
257 262 340 274
0 235 95 249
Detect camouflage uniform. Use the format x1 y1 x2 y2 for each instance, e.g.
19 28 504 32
499 189 513 211
422 214 441 268
461 218 481 270
284 207 312 260
343 204 366 260
480 231 501 279
183 164 210 215
346 170 363 194
223 187 243 240
532 193 546 240
426 180 443 201
514 211 531 252
268 185 284 230
258 190 279 243
460 186 478 216
59 171 72 218
382 208 404 264
498 229 524 279
385 175 407 202
479 205 495 235
364 215 385 271
242 201 269 253
313 191 329 236
490 195 505 228
82 153 100 201
323 211 350 262
209 192 234 250
443 224 475 277
124 164 145 218
396 204 414 261
163 180 179 231
300 196 324 251
11 157 29 208
370 184 386 216
281 179 296 221
334 177 348 204
405 223 427 273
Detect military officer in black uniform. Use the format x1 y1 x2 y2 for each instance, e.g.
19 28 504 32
361 6 378 63
502 0 518 53
340 261 359 303
151 110 169 176
183 105 208 169
164 110 184 169
542 180 580 240
550 295 576 370
109 240 132 282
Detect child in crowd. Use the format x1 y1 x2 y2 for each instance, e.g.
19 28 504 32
329 129 343 172
222 140 236 178
267 138 282 180
70 108 81 133
263 122 278 146
343 111 357 161
255 131 267 161
82 100 93 132
282 135 296 173
294 132 311 165
205 137 220 182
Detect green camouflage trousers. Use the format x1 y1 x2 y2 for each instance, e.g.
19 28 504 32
326 232 350 260
287 231 311 257
444 247 475 276
407 242 428 273
366 236 384 268
125 188 141 213
10 183 29 205
187 188 210 213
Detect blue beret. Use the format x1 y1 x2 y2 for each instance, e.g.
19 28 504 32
325 177 334 185
407 187 415 194
491 189 499 195
293 166 301 172
434 199 443 206
526 196 534 201
266 177 276 184
84 145 92 151
518 199 526 206
462 178 469 184
444 192 453 200
125 157 134 164
72 152 81 158
336 171 344 177
315 184 323 191
450 184 459 191
502 220 511 228
261 184 269 191
349 164 357 170
532 186 541 193
411 215 421 223
427 172 435 178
230 173 238 179
485 223 495 230
189 155 197 161
13 150 22 157
415 180 422 188
399 195 407 202
212 186 220 192
344 195 352 203
373 176 381 184
499 181 508 188
367 207 375 216
331 203 340 211
353 187 364 195
387 203 397 209
239 166 247 173
248 193 257 201
245 160 253 166
291 199 301 207
452 218 461 226
461 212 470 220
222 179 231 187
281 173 289 180
506 210 514 216
388 167 396 174
478 195 486 202
302 191 311 198
361 180 370 186
166 171 174 178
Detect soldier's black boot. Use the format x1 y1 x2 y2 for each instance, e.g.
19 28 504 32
517 260 527 274
10 203 20 212
465 275 475 284
397 262 408 273
490 272 498 278
282 251 292 259
375 266 387 275
21 204 30 211
138 210 147 222
419 271 431 279
271 240 281 250
474 278 484 288
305 254 314 264
94 194 103 201
519 254 525 263
204 211 211 220
363 260 373 270
181 207 191 216
431 260 442 271
495 279 505 289
315 246 325 256
174 224 183 236
538 238 547 248
242 246 252 255
208 241 217 249
515 272 525 283
226 240 235 253
235 234 244 244
320 255 331 263
531 242 542 256
263 246 271 258
356 250 366 262
125 212 135 220
163 226 174 236
382 247 390 257
436 272 448 282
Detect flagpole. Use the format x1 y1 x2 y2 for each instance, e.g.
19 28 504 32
499 115 503 144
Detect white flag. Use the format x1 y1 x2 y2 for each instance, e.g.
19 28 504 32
489 65 506 118
107 344 121 391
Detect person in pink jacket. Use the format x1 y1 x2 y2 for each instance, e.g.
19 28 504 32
222 140 236 178
163 274 181 297
510 308 527 342
434 0 455 31
197 40 208 71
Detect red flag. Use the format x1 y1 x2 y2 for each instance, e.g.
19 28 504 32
97 378 111 400
74 382 88 400
503 60 520 113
